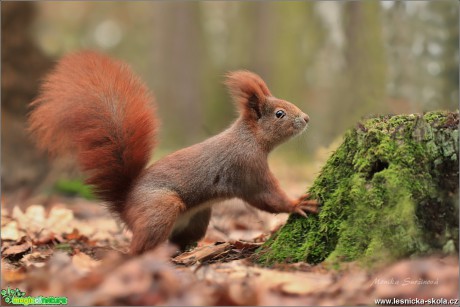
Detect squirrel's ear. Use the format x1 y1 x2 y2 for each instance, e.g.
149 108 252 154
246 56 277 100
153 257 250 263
225 70 271 120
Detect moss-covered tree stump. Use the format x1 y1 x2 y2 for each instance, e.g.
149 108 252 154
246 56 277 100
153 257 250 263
257 111 459 266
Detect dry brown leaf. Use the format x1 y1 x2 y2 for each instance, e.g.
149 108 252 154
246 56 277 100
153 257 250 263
11 206 28 224
195 259 333 298
10 205 76 237
32 231 60 245
72 247 181 305
1 220 23 241
46 206 74 233
2 241 32 258
3 197 457 306
24 205 46 232
65 228 81 240
173 242 232 265
20 251 52 268
72 217 123 244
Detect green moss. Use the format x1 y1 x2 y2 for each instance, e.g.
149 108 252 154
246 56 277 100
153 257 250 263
53 179 95 200
257 111 459 267
54 243 72 252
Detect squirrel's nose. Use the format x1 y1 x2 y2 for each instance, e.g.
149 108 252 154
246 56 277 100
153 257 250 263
303 113 310 124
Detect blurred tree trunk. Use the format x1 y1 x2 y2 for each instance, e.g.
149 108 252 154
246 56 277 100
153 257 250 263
332 1 387 136
208 2 326 155
225 2 325 105
1 2 51 116
200 2 276 136
270 2 325 103
427 1 459 109
1 2 52 199
151 2 207 148
383 1 458 113
385 1 418 113
270 2 326 155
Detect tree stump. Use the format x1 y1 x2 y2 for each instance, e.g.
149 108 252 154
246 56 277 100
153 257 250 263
257 111 459 266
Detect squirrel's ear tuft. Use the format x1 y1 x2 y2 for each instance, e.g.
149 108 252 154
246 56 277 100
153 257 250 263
225 70 271 120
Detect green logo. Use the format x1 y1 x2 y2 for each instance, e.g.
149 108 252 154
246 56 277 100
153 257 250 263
1 287 68 306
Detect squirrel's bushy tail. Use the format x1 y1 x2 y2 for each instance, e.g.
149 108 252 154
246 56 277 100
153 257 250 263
28 51 158 213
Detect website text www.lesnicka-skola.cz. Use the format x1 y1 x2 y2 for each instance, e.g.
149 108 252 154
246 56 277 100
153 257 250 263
375 297 459 305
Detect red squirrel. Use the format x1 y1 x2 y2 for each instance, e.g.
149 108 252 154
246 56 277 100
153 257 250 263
28 51 319 254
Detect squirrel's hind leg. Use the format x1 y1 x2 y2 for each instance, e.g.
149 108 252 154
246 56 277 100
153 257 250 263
169 207 212 251
123 190 186 255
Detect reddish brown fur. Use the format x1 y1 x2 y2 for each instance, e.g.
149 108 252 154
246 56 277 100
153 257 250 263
225 71 272 120
123 190 186 253
28 53 318 254
28 51 157 212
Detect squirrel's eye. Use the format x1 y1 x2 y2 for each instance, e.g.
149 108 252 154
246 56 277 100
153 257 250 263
275 110 286 119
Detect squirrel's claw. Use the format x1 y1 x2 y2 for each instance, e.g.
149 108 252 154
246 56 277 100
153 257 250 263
294 207 309 218
293 194 321 217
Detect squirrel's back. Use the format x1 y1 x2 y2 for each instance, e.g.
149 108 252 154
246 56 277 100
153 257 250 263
28 51 158 212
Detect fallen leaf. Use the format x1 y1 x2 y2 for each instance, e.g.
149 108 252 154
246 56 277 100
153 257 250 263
1 220 22 241
24 205 46 232
65 228 83 241
2 241 32 258
173 242 232 265
46 206 74 233
21 250 53 268
33 232 58 245
195 259 333 298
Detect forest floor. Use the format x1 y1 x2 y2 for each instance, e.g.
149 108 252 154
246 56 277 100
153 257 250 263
1 156 458 306
2 196 458 306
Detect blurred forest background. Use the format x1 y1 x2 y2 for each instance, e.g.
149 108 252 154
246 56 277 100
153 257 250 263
2 1 459 200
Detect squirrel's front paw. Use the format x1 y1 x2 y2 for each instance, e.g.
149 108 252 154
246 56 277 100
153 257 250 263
293 193 320 218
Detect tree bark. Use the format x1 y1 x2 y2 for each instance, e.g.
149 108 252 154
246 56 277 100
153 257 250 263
1 2 52 197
